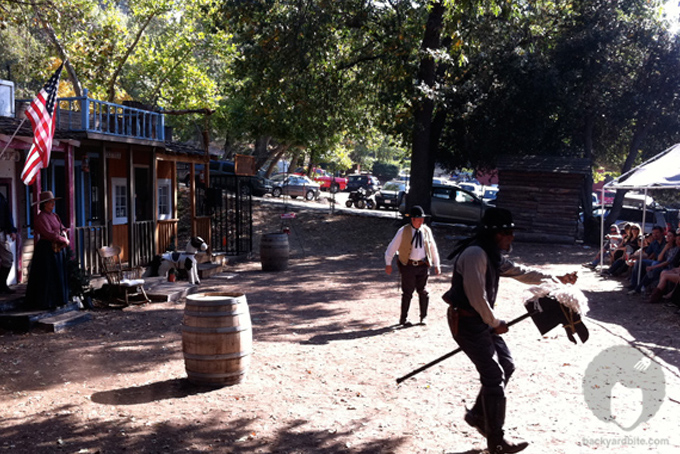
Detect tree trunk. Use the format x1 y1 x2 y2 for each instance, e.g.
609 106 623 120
605 122 650 226
408 1 445 214
253 136 272 169
581 113 597 242
106 13 157 102
34 9 83 96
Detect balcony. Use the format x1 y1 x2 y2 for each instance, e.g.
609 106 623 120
17 89 165 142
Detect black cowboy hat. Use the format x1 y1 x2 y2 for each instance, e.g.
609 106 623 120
479 207 521 231
405 205 431 218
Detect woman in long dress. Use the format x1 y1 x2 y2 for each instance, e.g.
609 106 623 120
25 191 70 310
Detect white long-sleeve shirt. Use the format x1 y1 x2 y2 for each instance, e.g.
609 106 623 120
385 224 440 268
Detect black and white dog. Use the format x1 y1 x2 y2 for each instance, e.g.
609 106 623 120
148 237 208 284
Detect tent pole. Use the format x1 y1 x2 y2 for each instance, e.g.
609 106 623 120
637 188 649 290
599 187 606 272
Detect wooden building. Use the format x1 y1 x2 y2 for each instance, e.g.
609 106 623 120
0 88 211 284
495 156 591 244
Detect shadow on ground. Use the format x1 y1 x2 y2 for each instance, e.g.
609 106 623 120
0 409 406 453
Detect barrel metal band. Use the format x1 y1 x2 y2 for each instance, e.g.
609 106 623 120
187 370 246 379
183 350 253 361
185 300 245 307
182 325 250 334
184 310 246 317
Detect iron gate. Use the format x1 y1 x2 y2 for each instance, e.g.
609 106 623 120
197 175 252 255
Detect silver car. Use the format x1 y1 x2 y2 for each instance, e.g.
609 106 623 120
270 174 320 201
400 183 490 224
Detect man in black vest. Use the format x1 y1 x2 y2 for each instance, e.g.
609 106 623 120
385 205 441 326
444 208 576 454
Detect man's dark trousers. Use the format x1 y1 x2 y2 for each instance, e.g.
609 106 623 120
398 261 429 323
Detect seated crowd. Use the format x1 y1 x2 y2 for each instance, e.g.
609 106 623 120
584 223 680 314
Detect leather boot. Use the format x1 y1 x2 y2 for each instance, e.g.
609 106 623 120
0 266 14 294
483 394 529 454
648 287 663 304
464 394 486 437
399 294 411 325
418 292 429 324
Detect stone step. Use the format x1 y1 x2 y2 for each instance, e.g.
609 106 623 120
0 296 23 313
0 303 82 332
36 311 93 333
198 262 224 279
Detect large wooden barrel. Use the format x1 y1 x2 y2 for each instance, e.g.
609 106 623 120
260 232 289 271
182 292 252 386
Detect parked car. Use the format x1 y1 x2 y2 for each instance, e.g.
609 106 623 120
270 174 320 201
346 174 381 192
585 206 669 236
177 163 205 187
482 186 499 203
375 180 408 210
294 167 348 193
614 206 668 234
178 160 273 196
400 183 490 224
212 161 273 196
432 177 455 186
459 182 484 198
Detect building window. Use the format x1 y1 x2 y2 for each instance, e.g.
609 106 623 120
112 178 128 225
157 178 172 220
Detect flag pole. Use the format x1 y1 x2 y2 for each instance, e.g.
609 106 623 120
0 117 27 161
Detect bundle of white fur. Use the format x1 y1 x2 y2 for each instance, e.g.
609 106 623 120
525 280 589 316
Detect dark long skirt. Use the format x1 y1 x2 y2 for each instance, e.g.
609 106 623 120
24 239 69 310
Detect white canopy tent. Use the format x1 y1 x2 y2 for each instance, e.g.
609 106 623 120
598 143 680 278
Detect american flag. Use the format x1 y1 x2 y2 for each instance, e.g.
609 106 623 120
21 63 64 186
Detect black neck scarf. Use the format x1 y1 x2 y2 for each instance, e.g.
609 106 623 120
411 228 423 248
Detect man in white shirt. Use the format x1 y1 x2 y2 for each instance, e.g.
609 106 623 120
385 205 441 326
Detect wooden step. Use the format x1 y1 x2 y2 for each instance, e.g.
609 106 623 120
36 311 93 333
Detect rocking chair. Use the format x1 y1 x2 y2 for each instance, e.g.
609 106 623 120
98 245 151 306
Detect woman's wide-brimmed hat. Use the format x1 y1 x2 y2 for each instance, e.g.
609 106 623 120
32 191 60 206
405 205 431 218
479 207 520 231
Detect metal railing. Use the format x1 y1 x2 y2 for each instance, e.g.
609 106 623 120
202 175 252 255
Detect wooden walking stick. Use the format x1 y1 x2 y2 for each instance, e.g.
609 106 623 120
395 312 533 385
396 286 590 385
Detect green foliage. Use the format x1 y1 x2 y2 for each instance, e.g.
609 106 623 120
372 162 400 181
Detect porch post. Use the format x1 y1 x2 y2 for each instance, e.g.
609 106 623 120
128 144 135 266
102 146 110 245
65 143 76 245
152 148 158 255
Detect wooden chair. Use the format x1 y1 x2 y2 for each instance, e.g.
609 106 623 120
97 245 151 306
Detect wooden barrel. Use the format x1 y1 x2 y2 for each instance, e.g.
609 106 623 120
260 232 289 271
182 292 252 386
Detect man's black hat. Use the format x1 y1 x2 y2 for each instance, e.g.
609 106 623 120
480 207 519 231
406 205 431 218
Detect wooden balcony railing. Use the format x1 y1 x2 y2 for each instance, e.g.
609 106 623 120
17 89 165 141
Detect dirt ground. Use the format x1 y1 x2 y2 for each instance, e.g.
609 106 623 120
1 201 680 454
